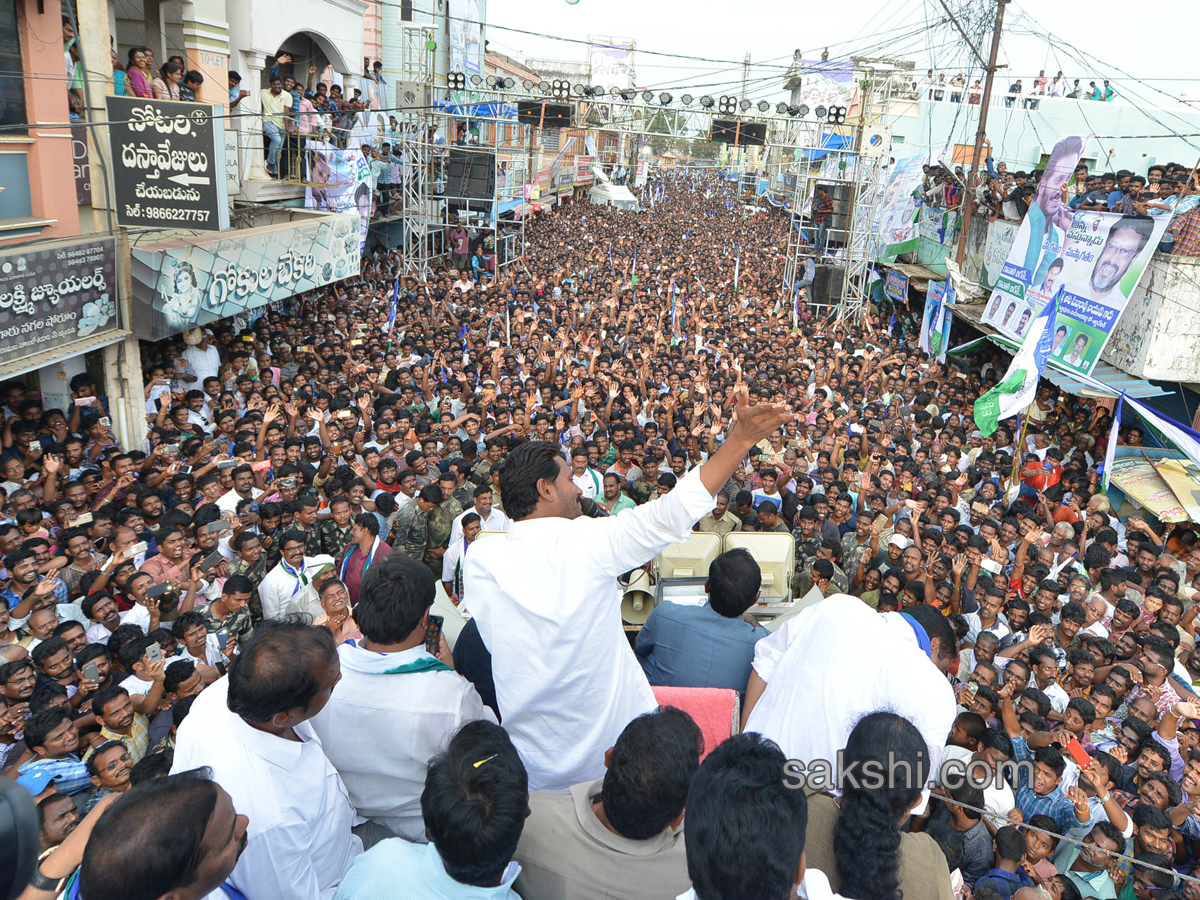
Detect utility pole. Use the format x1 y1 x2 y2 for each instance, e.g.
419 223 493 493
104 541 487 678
955 0 1008 266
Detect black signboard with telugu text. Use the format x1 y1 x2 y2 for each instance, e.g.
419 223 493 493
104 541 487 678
0 238 119 370
105 96 230 232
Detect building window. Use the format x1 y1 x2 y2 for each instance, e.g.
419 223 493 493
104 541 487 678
401 0 413 21
0 0 28 133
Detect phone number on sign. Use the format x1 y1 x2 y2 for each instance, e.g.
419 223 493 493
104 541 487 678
122 205 210 222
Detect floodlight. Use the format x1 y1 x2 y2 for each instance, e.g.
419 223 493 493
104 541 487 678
447 71 466 90
537 80 551 93
470 74 483 85
641 90 654 102
798 104 809 117
621 89 636 101
815 104 827 119
590 85 606 97
739 98 752 111
501 77 515 89
659 92 673 105
522 78 535 90
776 102 789 114
828 105 847 124
552 79 570 98
573 83 586 95
788 104 802 117
700 95 715 108
681 93 694 106
718 95 737 113
757 100 770 112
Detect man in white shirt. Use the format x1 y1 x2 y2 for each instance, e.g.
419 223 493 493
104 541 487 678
172 620 361 900
310 552 494 843
742 595 958 799
570 447 603 499
182 328 222 384
464 388 795 791
217 466 264 516
442 513 481 603
447 484 509 547
257 532 331 620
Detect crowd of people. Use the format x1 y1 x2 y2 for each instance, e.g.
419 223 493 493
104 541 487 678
2 168 1200 900
912 69 1117 105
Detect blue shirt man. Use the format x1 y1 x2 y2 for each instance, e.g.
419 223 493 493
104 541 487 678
635 547 769 694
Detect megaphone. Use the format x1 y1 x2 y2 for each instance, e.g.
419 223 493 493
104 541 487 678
621 568 657 625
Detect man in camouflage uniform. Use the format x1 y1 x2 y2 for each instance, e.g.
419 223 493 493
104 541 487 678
308 496 355 559
473 440 505 487
425 487 463 577
389 485 440 565
629 465 663 505
228 531 271 623
790 506 823 596
840 515 877 593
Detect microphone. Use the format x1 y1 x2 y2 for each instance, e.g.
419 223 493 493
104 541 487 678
578 497 609 518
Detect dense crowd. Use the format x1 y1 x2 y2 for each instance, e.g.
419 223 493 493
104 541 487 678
2 168 1200 900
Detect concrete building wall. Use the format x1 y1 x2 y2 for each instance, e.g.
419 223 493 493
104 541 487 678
1102 254 1200 382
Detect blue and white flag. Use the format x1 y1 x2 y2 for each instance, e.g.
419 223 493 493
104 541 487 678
733 246 741 292
387 276 400 332
1099 393 1124 492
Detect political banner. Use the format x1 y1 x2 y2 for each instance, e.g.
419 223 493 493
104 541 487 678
130 213 360 340
874 155 926 261
919 281 953 363
305 136 372 252
883 270 908 305
449 0 484 75
979 133 1169 374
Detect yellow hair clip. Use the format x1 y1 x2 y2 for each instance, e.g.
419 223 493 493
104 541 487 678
473 754 498 769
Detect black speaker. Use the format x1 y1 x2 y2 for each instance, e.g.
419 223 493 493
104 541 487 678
445 147 496 200
811 264 844 305
814 181 852 244
516 101 572 128
709 119 767 147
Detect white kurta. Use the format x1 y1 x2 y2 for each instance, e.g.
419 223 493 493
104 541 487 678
745 593 957 795
464 466 716 791
171 678 362 900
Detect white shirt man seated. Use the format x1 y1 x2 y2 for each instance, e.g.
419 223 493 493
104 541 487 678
310 553 495 842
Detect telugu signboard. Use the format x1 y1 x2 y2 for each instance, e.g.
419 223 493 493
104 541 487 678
883 270 909 305
106 96 230 232
71 125 91 207
0 238 119 370
575 155 595 185
978 133 1169 375
130 213 360 340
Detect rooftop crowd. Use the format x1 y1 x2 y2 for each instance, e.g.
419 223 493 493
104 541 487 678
2 168 1200 900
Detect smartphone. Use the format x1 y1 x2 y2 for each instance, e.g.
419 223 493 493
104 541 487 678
145 583 170 599
1064 737 1091 769
178 464 193 475
199 550 224 572
205 521 228 534
128 541 148 556
251 460 271 472
161 443 179 455
350 339 364 346
27 442 40 453
145 642 163 664
216 628 230 651
873 513 889 531
241 335 254 343
980 558 1002 575
424 614 444 655
99 416 112 427
70 512 93 527
82 661 99 682
75 396 97 406
217 459 238 470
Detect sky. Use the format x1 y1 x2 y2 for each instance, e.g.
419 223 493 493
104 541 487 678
484 0 1200 114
